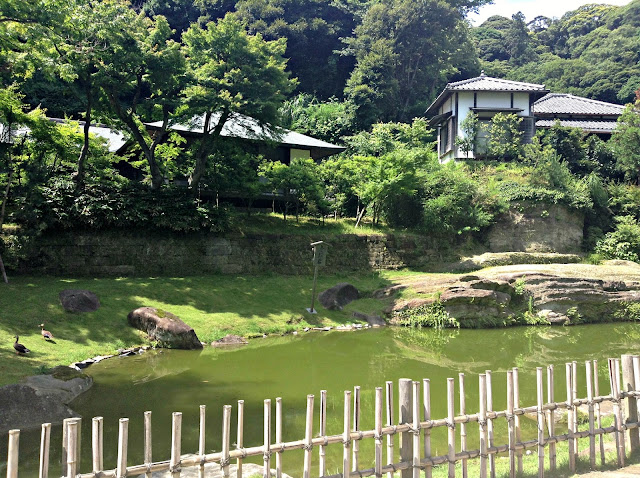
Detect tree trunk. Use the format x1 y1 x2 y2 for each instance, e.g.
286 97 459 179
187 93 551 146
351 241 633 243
354 202 370 228
189 110 230 192
0 151 14 284
75 82 93 190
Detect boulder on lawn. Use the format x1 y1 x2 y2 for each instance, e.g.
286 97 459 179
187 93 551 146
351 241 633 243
128 307 203 349
59 289 100 313
318 283 359 311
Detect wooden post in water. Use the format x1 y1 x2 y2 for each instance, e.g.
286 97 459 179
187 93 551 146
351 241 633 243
62 417 81 473
304 395 314 478
275 398 282 478
572 361 578 457
412 381 421 478
343 390 352 478
507 370 515 478
399 378 413 478
586 360 596 469
423 379 432 478
486 370 495 478
479 374 488 478
353 386 361 471
116 418 128 478
609 358 625 467
447 377 456 478
375 387 383 478
593 360 605 465
536 367 544 477
319 390 327 477
459 373 467 478
238 400 245 478
547 365 556 471
566 363 576 473
143 412 151 478
170 413 182 478
221 405 231 478
622 355 639 451
263 400 271 478
513 368 522 475
67 420 79 478
7 429 19 478
39 423 51 478
93 417 104 475
198 405 206 478
385 381 394 478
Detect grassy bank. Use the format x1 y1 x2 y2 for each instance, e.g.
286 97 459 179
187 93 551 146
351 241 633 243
0 272 414 386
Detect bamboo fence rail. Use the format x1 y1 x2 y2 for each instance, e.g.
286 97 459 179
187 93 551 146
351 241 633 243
6 354 640 478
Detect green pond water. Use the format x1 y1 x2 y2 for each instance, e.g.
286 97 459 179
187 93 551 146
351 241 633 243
5 323 640 476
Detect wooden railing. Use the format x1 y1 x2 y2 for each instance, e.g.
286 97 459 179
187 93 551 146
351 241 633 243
6 354 640 478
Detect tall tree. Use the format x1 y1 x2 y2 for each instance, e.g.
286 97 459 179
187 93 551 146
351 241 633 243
180 14 295 190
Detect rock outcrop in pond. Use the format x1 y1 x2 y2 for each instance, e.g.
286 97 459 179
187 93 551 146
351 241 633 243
128 307 203 349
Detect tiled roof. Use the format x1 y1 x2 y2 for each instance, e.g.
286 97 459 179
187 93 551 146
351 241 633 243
147 112 345 152
534 93 625 116
447 75 547 92
535 119 618 133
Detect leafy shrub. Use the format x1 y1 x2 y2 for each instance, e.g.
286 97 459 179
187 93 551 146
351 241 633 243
595 215 640 262
395 301 459 329
14 179 230 234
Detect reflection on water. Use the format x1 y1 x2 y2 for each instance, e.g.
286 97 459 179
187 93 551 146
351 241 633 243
3 323 640 476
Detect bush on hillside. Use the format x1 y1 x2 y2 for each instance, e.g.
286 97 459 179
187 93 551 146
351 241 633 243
595 216 640 262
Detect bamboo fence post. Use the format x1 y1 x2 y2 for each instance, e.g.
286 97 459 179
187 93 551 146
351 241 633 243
586 360 596 469
304 395 314 478
593 360 605 465
423 379 432 478
634 357 640 431
143 412 152 478
353 386 361 471
547 365 556 472
412 381 421 478
622 355 639 451
39 423 51 478
67 420 79 478
572 361 578 457
275 398 282 478
92 417 104 475
479 374 488 478
170 413 182 478
447 377 456 478
513 367 522 475
375 387 383 478
263 400 271 478
609 358 625 467
385 381 394 478
221 405 231 478
115 418 127 478
198 405 206 478
7 429 19 478
486 370 495 478
319 390 327 477
566 363 575 473
399 378 413 478
62 418 73 471
507 370 515 478
343 390 352 478
238 400 245 478
536 367 544 478
459 373 467 478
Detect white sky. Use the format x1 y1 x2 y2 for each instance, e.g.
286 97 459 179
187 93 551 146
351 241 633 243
469 0 633 25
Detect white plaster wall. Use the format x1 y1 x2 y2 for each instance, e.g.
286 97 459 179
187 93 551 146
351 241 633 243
457 92 475 159
476 91 512 108
513 92 530 115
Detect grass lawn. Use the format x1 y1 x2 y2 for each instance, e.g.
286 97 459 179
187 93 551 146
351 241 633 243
0 271 415 386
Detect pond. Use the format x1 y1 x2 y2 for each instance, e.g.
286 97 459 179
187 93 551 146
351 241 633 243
5 323 640 476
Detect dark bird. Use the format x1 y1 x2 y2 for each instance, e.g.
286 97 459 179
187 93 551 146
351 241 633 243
39 323 53 340
13 336 30 355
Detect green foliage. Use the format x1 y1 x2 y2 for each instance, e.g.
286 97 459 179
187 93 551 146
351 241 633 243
279 94 356 143
15 181 230 233
395 301 459 329
486 112 523 160
455 111 480 159
595 215 640 262
611 103 640 184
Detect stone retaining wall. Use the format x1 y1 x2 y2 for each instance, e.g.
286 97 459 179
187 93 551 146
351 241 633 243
9 231 453 276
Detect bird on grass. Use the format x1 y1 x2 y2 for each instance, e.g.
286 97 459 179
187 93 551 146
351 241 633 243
13 336 30 355
39 323 53 340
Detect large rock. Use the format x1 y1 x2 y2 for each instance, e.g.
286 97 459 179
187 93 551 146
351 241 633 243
59 289 100 313
440 281 514 321
128 307 203 349
0 367 92 433
318 283 359 310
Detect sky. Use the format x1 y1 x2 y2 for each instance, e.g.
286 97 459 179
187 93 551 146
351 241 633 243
469 0 633 25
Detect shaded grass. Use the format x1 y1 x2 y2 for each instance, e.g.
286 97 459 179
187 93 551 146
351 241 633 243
0 272 398 386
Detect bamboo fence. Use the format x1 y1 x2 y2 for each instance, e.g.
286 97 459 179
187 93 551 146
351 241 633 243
6 354 640 478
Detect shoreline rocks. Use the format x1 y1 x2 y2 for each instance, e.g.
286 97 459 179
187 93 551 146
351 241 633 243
128 307 203 349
